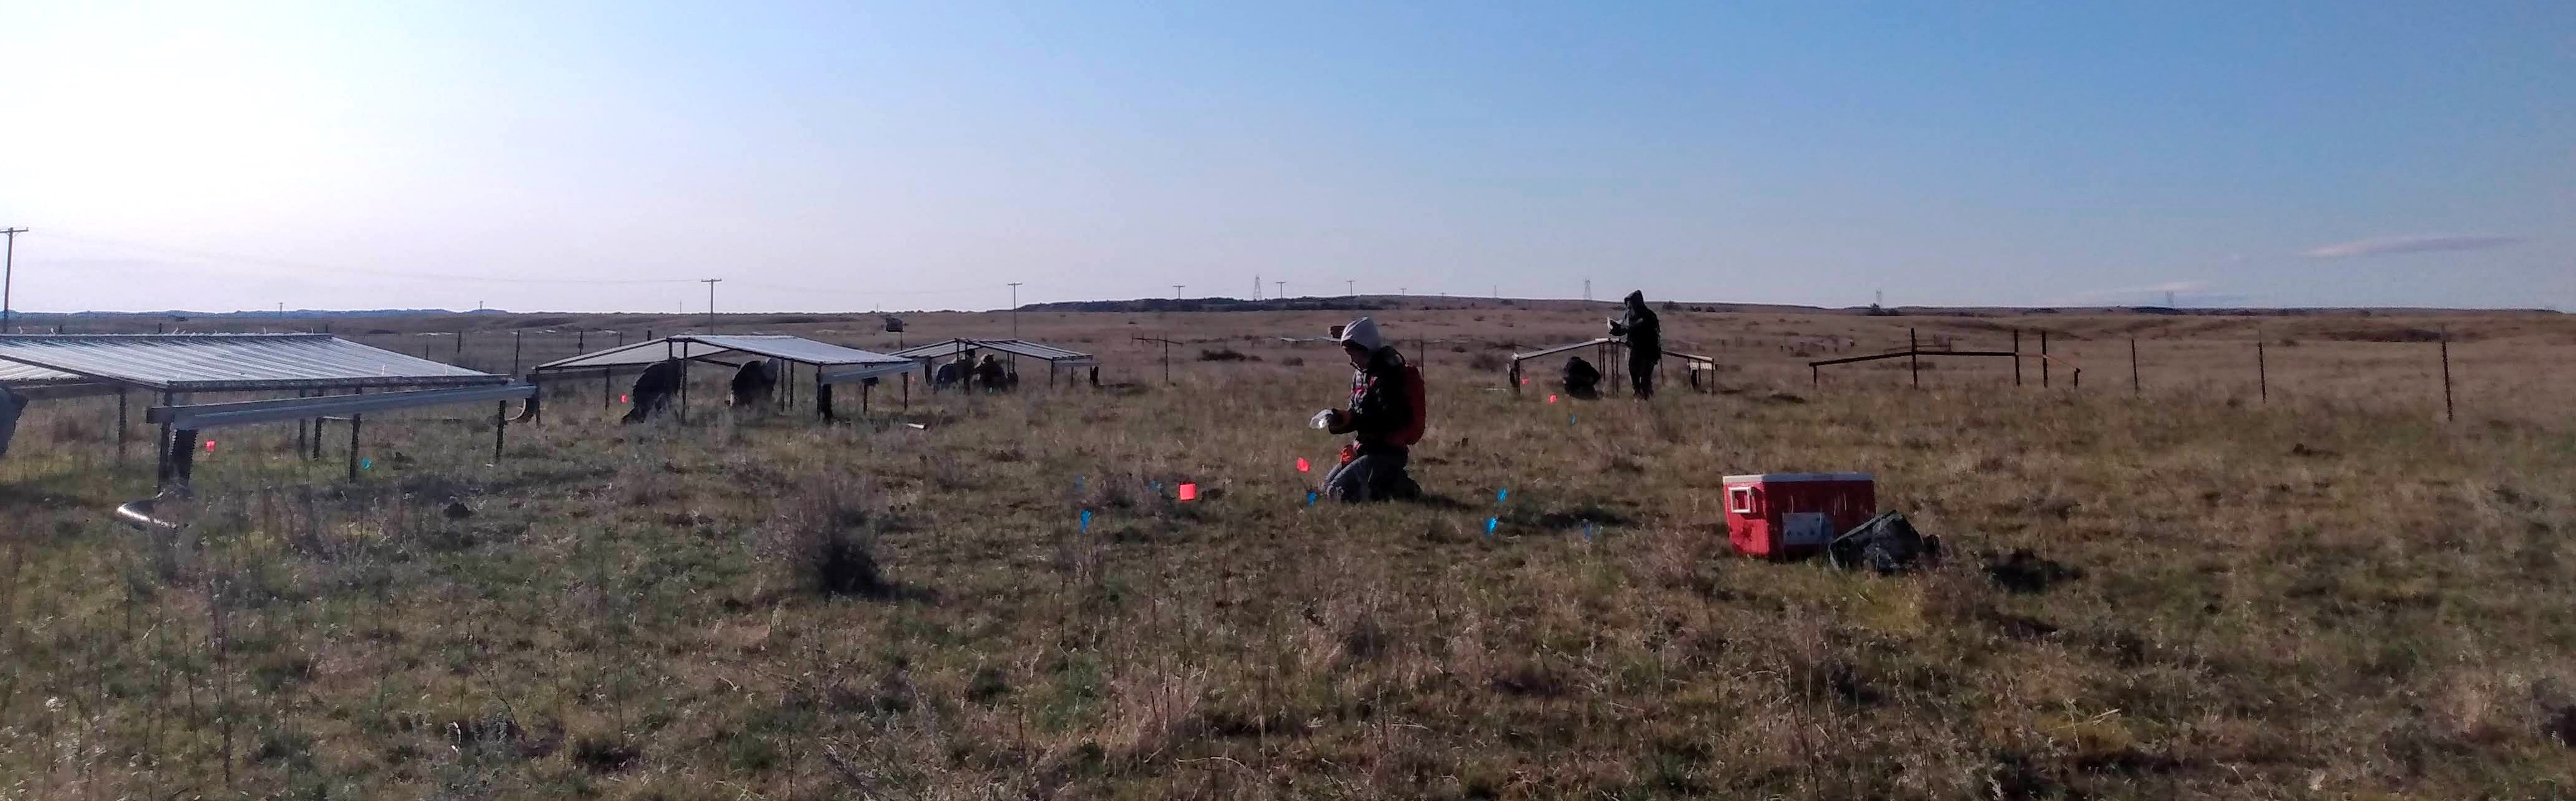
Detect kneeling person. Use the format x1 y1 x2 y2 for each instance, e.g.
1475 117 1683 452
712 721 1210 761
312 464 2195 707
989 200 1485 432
1319 317 1425 503
1563 355 1602 400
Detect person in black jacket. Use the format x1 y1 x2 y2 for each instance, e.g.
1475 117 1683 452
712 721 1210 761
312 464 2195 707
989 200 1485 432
1608 290 1661 398
1318 317 1421 502
1563 355 1602 400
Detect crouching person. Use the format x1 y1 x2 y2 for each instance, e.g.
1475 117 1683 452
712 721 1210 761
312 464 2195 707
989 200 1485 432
1318 317 1426 503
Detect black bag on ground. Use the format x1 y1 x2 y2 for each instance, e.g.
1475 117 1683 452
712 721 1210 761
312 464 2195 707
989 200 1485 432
1828 511 1939 574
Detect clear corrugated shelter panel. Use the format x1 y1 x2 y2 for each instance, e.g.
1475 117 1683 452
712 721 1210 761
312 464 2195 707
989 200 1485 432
0 359 85 387
0 334 505 392
532 335 910 372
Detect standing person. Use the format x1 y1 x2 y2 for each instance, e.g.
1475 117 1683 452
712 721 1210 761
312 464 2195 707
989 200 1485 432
1608 290 1662 398
1316 317 1425 502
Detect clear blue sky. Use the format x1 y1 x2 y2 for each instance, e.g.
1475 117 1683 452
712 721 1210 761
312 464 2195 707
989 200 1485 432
1 2 2569 313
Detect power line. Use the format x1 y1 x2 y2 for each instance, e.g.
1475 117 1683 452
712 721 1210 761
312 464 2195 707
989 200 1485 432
39 231 698 286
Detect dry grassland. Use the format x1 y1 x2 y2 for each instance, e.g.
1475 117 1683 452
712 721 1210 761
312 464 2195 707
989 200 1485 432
4 304 2575 799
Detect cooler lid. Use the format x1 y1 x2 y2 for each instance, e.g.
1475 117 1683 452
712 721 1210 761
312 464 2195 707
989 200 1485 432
1721 472 1874 484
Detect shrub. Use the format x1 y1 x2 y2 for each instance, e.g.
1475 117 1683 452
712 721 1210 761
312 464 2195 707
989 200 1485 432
1467 352 1508 371
766 477 890 598
1197 348 1260 362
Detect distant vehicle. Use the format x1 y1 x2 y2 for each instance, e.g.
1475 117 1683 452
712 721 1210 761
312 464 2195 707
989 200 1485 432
883 316 906 333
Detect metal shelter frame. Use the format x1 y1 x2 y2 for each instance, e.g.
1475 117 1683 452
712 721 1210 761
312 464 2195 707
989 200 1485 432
1506 338 1719 396
888 337 1100 390
0 334 526 489
526 334 914 421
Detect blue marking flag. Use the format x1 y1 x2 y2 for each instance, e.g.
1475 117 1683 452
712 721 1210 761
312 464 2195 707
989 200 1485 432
1486 517 1499 535
1080 510 1092 533
1584 521 1597 542
1497 488 1509 503
360 458 372 470
1305 491 1317 506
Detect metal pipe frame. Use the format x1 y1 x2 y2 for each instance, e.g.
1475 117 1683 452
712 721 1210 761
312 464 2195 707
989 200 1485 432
147 383 536 429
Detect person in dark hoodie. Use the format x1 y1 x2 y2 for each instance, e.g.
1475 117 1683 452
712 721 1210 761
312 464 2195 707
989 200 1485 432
1607 290 1661 398
1317 316 1424 502
1562 355 1602 400
0 385 24 460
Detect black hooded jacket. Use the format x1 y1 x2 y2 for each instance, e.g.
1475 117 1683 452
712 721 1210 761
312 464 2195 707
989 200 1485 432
1610 295 1661 359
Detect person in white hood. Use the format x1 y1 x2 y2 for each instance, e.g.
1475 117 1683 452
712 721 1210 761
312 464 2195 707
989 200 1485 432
1315 317 1423 501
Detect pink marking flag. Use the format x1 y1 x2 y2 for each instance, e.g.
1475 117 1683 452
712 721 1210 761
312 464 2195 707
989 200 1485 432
1296 457 1310 473
1177 483 1199 501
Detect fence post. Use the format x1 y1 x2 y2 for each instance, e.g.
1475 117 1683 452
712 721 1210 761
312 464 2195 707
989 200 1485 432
511 331 523 375
2012 329 2022 387
1909 328 1919 388
455 329 465 364
2441 328 2454 422
2040 331 2050 388
2257 336 2267 403
2130 337 2139 396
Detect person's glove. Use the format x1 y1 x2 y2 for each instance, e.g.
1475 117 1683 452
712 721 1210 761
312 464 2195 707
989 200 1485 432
1310 410 1338 429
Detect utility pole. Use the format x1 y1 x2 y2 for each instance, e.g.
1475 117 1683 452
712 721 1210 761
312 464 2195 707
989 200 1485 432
1253 275 1261 301
1346 279 1355 297
1008 282 1023 337
1173 284 1185 300
1584 279 1592 303
700 278 722 332
1274 281 1286 300
0 227 21 332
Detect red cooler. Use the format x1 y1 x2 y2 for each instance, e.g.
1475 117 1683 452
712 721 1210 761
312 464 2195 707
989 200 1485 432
1723 473 1876 559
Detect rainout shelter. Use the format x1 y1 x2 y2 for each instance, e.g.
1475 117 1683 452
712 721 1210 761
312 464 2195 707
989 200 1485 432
887 338 1098 388
0 334 531 487
526 334 914 421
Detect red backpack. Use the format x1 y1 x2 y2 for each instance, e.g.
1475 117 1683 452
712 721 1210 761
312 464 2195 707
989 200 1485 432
1391 364 1427 447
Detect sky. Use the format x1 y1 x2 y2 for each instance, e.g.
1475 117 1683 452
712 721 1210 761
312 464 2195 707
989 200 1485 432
0 2 2569 313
